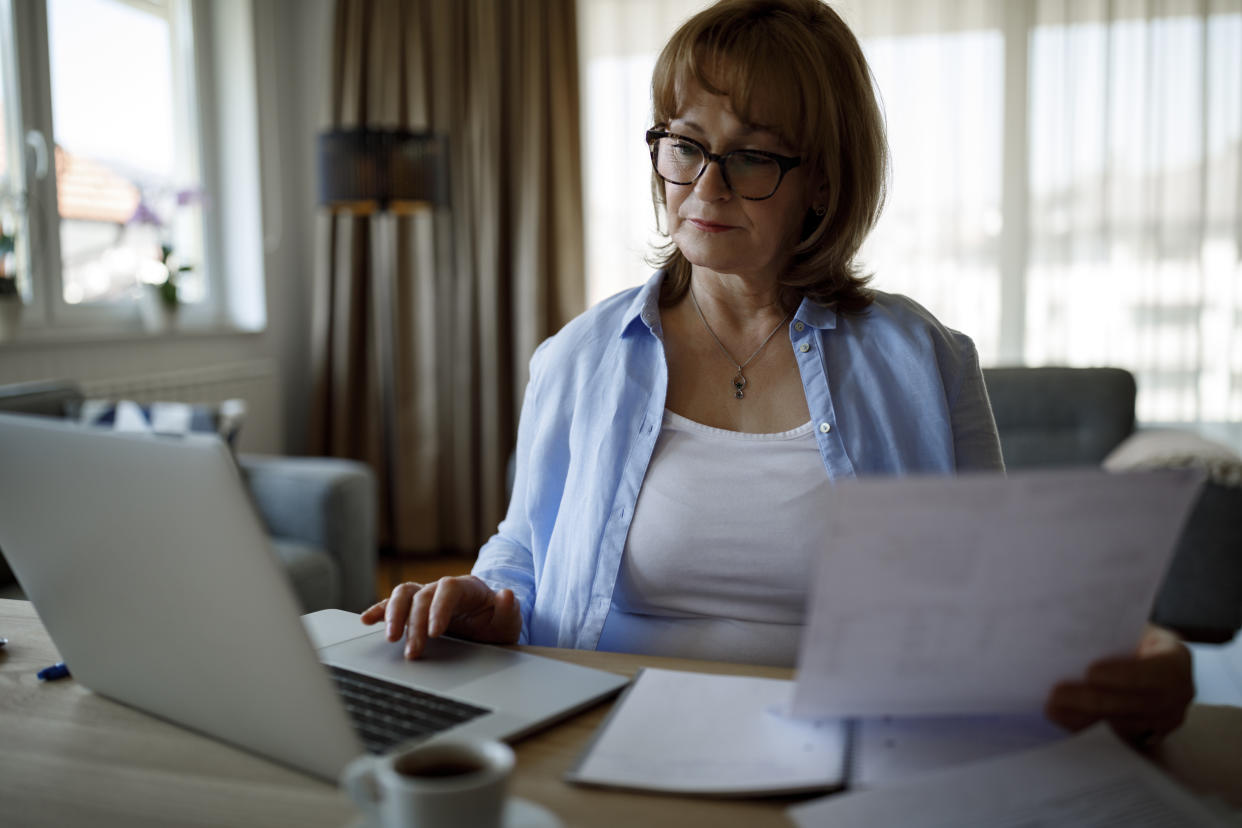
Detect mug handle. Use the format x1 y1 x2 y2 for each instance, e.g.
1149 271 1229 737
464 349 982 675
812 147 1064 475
341 755 381 824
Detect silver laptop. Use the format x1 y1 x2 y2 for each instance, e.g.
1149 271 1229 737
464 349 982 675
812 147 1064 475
0 413 628 781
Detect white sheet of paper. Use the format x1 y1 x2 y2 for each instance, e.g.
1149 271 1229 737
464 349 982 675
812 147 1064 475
566 668 849 796
791 468 1204 718
788 725 1226 828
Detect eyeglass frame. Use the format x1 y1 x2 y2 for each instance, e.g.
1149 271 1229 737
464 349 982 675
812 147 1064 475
645 128 803 201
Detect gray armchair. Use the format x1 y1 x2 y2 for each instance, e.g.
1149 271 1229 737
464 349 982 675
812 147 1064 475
0 379 377 612
983 367 1242 643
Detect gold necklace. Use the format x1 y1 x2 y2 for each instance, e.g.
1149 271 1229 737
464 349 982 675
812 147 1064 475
689 285 791 400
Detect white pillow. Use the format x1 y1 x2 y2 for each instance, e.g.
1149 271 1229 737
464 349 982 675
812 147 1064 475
1103 428 1242 488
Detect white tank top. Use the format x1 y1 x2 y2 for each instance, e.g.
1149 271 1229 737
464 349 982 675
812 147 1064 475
596 409 832 667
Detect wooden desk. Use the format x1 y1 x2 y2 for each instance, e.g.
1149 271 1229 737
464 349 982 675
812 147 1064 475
2 599 1238 827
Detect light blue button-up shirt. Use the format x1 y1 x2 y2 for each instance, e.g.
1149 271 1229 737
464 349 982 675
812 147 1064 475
472 270 1004 649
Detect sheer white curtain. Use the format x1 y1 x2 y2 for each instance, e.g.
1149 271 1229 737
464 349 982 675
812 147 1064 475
1022 0 1242 425
577 0 706 306
578 0 1242 429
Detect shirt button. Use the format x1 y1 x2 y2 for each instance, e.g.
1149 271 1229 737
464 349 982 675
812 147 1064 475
794 322 805 332
819 422 832 434
798 343 810 353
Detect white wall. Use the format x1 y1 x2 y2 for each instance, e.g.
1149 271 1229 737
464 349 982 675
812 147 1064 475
0 0 333 456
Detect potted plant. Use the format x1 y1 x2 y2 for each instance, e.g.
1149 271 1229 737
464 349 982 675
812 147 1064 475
139 244 178 332
0 229 20 342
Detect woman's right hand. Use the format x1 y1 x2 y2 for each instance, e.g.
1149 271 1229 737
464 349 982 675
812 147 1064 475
360 576 522 660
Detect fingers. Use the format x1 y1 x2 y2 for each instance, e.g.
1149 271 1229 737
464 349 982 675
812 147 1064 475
382 577 485 660
404 583 437 660
1045 672 1191 748
1044 689 1100 733
490 589 523 643
1047 682 1159 720
1085 644 1192 693
1138 623 1181 657
427 577 466 639
360 598 390 624
363 577 522 660
382 582 423 642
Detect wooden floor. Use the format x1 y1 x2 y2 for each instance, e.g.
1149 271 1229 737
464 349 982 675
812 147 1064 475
373 553 474 602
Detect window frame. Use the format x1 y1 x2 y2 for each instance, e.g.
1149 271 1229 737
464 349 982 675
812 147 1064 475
2 0 251 341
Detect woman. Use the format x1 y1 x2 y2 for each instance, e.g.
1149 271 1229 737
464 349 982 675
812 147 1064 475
363 0 1192 745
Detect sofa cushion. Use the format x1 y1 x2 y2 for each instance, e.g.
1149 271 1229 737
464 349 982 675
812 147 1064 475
269 539 339 613
74 398 246 447
1105 429 1242 642
1103 429 1242 488
983 367 1136 467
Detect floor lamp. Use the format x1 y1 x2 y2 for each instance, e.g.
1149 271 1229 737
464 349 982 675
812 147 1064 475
318 128 451 550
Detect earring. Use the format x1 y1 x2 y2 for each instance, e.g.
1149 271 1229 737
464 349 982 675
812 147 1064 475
813 204 827 217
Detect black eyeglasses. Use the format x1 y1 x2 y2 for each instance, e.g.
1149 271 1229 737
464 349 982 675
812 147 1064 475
646 129 802 201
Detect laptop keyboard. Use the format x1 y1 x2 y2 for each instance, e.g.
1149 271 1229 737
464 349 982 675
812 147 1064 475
327 665 491 754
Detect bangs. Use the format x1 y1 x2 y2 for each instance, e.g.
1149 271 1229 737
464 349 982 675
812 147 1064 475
652 7 829 158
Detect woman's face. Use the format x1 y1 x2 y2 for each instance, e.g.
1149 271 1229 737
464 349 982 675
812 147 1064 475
664 81 814 287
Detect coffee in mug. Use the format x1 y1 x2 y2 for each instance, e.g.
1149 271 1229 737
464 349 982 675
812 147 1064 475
342 738 515 828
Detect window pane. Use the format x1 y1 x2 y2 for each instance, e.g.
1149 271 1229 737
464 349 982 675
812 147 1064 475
48 0 204 306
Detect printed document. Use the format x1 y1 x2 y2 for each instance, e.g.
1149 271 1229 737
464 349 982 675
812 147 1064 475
788 724 1228 827
791 468 1204 718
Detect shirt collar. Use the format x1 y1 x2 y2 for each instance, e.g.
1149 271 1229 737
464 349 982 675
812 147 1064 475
619 271 666 340
794 295 838 330
620 271 840 336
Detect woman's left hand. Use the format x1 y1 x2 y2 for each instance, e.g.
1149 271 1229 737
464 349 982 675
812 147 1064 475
1044 624 1194 748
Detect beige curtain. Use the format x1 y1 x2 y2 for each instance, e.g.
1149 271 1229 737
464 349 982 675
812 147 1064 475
311 0 585 556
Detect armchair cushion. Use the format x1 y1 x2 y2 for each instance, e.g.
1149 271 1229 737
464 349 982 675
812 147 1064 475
271 538 339 613
240 454 377 613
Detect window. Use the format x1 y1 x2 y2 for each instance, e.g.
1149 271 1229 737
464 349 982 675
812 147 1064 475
0 0 264 338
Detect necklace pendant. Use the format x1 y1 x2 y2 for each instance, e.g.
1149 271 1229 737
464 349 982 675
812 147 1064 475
733 372 747 399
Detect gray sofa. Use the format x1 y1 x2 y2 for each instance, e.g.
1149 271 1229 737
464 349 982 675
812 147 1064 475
984 367 1242 643
0 380 377 613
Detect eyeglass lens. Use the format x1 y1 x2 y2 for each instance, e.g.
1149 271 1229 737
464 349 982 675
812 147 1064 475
652 137 783 200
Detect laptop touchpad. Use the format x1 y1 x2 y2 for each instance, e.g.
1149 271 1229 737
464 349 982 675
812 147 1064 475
318 631 524 692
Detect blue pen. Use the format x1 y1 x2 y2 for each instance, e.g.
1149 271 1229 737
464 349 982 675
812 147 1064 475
37 662 70 681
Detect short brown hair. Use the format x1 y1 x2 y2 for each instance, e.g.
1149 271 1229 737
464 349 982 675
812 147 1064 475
650 0 887 314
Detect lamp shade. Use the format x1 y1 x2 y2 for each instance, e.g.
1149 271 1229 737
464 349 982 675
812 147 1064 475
318 128 450 214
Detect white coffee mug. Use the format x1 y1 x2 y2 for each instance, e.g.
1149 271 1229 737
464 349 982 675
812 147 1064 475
342 738 515 828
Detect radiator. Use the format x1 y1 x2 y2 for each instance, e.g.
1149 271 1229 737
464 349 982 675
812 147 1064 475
79 359 283 454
